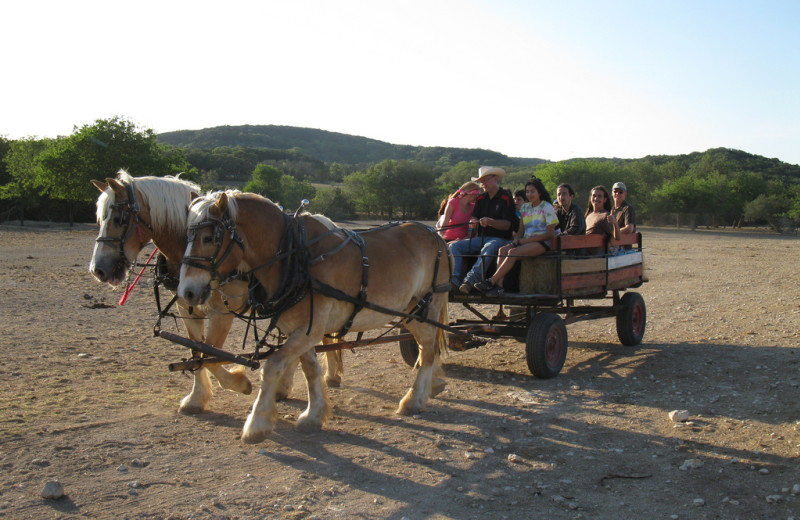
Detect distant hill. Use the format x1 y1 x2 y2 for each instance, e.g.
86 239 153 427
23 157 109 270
158 124 547 166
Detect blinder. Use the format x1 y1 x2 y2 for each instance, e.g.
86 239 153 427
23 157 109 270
182 214 244 284
95 182 152 262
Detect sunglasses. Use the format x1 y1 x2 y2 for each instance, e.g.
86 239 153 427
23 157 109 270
613 189 624 193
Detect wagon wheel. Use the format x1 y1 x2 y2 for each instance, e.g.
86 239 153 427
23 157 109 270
525 313 567 378
616 292 646 346
398 328 420 367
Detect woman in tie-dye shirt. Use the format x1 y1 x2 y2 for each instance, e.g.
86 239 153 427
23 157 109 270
474 178 557 296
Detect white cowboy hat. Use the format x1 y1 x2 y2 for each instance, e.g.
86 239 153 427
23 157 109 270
472 166 506 183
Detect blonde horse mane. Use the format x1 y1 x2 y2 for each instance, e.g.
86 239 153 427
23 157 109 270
96 169 201 237
187 189 243 227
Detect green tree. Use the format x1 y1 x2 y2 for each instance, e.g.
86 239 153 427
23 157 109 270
309 187 357 220
244 164 283 201
744 194 790 232
244 163 316 210
1 138 50 223
344 160 438 219
35 117 192 225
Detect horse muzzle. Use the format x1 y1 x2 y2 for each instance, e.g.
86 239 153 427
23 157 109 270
178 279 211 307
91 254 129 286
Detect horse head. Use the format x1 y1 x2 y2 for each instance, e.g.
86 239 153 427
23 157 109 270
179 191 245 306
89 174 154 285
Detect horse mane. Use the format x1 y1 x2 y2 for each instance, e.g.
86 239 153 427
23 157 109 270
187 189 244 227
96 169 201 237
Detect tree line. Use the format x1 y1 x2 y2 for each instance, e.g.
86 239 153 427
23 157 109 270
2 117 800 232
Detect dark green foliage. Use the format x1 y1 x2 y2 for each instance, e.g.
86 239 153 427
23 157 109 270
158 125 523 167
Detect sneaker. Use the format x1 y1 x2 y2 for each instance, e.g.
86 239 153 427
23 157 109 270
458 281 473 294
486 284 505 297
473 280 494 293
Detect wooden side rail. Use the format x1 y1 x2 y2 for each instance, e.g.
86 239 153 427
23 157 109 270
547 231 642 252
519 232 644 295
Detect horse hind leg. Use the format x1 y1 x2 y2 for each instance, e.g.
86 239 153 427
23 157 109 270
398 304 449 414
323 336 344 387
397 327 437 415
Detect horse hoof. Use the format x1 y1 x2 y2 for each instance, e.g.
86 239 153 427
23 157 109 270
296 416 323 432
242 415 272 444
239 379 253 395
275 390 289 401
430 379 447 398
178 404 205 415
396 404 419 416
179 396 208 415
241 430 268 444
325 377 341 388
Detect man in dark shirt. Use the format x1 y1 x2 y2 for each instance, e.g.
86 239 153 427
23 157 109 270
448 166 518 293
611 182 636 234
553 183 586 235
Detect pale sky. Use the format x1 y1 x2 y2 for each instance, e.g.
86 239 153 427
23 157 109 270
2 0 799 165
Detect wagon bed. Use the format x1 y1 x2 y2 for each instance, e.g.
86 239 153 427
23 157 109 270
398 231 648 378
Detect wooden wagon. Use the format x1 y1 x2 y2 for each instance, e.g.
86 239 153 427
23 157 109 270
396 231 648 378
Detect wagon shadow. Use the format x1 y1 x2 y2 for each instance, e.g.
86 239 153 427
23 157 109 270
442 339 799 427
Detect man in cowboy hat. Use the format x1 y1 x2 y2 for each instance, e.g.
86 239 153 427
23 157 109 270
449 166 518 293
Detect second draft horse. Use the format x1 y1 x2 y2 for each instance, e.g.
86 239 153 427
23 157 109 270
178 191 452 444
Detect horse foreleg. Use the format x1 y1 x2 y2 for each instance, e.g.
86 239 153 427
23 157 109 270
178 309 214 414
179 367 214 415
203 306 252 395
242 333 320 444
296 349 331 431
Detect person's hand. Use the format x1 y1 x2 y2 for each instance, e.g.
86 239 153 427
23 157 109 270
480 217 490 227
607 213 617 224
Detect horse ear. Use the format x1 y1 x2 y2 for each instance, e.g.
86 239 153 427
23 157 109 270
190 191 200 201
216 192 229 214
91 180 108 193
106 178 126 198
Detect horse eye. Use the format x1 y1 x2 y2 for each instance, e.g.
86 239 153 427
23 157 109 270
202 235 213 245
112 217 122 226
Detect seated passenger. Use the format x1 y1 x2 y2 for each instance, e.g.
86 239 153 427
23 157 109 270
473 178 557 296
610 182 636 234
437 181 481 242
553 183 586 235
584 185 620 254
449 166 517 294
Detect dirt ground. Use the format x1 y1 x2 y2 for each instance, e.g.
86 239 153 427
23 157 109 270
1 223 799 520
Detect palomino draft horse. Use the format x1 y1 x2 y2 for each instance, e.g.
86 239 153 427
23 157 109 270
179 191 452 444
89 170 254 413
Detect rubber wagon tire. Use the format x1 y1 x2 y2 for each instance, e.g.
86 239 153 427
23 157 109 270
398 328 420 367
526 313 568 378
616 292 646 346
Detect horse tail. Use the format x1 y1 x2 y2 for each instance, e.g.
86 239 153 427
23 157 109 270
436 299 449 356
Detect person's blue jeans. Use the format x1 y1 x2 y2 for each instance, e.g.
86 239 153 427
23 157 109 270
449 236 509 287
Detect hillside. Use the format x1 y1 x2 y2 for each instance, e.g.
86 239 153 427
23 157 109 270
158 124 546 166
